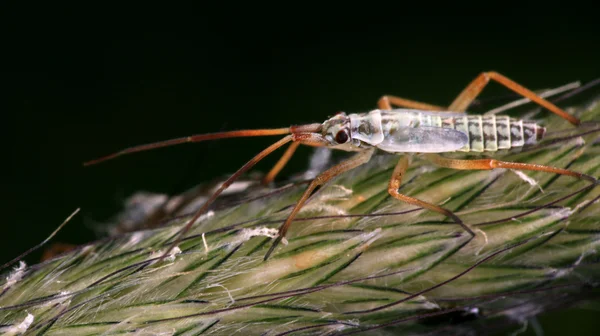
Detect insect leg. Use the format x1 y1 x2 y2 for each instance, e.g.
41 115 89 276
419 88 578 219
159 135 294 261
378 95 445 111
264 148 375 261
387 156 475 237
262 142 301 185
424 153 597 183
448 71 580 125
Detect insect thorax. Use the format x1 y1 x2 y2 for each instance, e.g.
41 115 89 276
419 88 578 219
321 110 384 151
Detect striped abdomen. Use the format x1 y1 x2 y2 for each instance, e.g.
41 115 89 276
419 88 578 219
431 115 546 152
352 109 546 153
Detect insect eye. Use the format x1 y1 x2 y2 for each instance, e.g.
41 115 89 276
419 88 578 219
335 129 349 144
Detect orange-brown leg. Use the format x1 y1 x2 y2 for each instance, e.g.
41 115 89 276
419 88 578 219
378 95 445 111
448 71 580 125
424 154 597 183
262 142 301 185
387 156 475 237
159 135 294 261
264 148 375 260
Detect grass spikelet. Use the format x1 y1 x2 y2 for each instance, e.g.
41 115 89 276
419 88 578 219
2 85 600 335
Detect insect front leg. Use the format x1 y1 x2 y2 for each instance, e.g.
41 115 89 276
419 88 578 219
262 142 301 185
387 155 476 237
264 148 375 261
448 71 580 125
261 124 324 185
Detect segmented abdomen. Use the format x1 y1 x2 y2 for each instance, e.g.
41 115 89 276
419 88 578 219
421 114 546 152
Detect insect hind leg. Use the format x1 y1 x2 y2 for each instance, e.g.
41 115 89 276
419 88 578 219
424 153 597 183
387 156 476 238
448 71 580 125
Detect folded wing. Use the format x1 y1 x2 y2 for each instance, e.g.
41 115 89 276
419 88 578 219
377 126 468 153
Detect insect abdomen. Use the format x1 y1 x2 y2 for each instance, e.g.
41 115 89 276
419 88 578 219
437 115 545 152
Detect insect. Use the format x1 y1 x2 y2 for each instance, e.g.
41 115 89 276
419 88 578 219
84 71 597 261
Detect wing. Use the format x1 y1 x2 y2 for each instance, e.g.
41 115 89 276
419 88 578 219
376 126 468 153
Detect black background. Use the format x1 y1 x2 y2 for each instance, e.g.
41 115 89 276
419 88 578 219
3 5 599 335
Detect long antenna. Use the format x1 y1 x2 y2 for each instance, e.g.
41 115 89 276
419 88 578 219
83 128 291 166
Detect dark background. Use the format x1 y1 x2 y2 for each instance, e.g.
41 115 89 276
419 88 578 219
3 6 599 335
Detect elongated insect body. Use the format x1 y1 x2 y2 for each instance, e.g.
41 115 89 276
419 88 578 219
84 71 592 264
322 109 546 154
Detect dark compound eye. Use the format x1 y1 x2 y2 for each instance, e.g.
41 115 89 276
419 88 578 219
335 129 349 144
